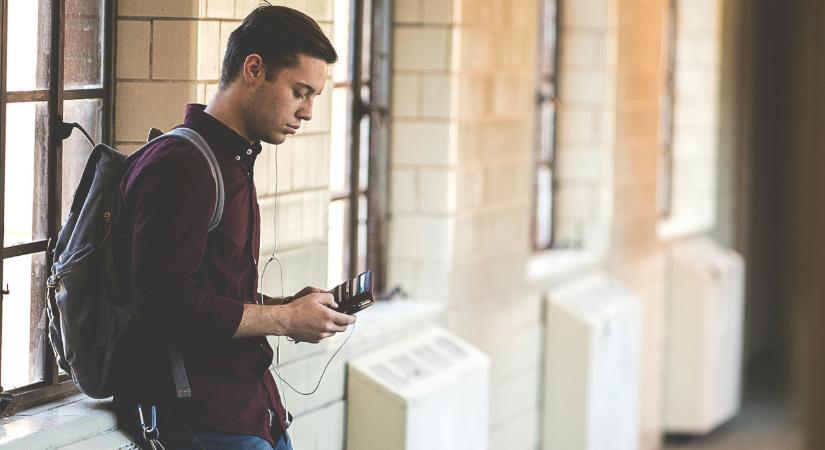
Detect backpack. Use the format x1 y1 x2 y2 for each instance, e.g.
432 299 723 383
45 127 224 399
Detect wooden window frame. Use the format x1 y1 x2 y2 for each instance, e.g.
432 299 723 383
0 0 116 417
658 0 678 218
331 0 391 295
532 0 561 251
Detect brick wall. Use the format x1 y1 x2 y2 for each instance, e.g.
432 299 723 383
386 0 457 300
609 0 668 449
387 0 544 447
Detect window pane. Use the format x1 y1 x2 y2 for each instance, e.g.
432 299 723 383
62 99 103 224
360 0 372 82
535 166 554 249
64 0 104 89
357 194 367 274
333 0 352 83
539 0 558 77
4 102 48 247
329 87 351 193
1 252 47 390
358 114 370 192
538 100 555 163
7 0 52 91
657 149 673 216
327 200 349 287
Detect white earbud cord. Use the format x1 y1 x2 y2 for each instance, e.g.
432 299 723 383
258 145 356 409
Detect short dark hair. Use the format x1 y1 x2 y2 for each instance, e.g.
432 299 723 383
219 4 338 89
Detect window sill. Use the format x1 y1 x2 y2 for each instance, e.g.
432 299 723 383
0 300 446 449
268 298 447 363
0 394 135 449
527 248 604 288
657 216 713 242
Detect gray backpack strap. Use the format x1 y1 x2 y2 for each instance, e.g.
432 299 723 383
148 127 224 399
162 127 225 231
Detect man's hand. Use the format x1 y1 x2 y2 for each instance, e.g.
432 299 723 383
293 285 325 299
282 292 356 343
261 285 325 306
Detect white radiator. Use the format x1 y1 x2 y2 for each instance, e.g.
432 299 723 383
346 326 489 450
664 236 745 434
542 272 642 450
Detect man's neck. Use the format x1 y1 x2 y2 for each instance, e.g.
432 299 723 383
204 88 254 143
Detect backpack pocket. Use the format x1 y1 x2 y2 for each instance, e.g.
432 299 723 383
51 242 94 278
48 243 100 363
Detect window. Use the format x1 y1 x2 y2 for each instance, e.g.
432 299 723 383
0 0 114 415
327 0 390 294
532 0 560 251
657 0 677 218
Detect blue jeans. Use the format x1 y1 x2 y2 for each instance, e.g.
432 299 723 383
116 405 292 450
156 420 292 450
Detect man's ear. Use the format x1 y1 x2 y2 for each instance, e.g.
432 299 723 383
242 54 265 84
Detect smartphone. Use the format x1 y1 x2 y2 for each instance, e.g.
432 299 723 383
329 270 375 315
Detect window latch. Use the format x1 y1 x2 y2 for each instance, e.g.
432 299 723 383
1 284 9 296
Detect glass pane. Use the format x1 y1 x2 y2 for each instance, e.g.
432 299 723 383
358 114 370 192
537 100 556 162
7 0 52 91
327 200 349 287
357 194 367 274
1 252 48 390
329 87 351 193
539 0 558 77
535 166 553 249
4 102 48 247
360 0 372 81
62 99 103 224
333 0 352 83
64 0 104 89
657 149 673 216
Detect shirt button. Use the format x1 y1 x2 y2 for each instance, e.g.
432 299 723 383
235 155 241 161
246 149 253 155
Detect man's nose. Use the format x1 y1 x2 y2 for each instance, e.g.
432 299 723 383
297 99 313 121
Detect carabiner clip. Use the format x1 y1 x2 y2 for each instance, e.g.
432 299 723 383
137 403 160 441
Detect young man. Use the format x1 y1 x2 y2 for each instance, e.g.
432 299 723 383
112 6 355 449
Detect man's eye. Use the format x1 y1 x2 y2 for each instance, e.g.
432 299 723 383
293 90 306 99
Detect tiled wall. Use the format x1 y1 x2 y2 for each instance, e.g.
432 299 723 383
451 0 542 447
387 0 544 447
116 0 333 296
609 0 668 449
387 0 457 300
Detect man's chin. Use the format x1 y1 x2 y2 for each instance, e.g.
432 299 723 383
262 134 287 146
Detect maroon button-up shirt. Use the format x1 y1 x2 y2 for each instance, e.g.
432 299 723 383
112 104 287 445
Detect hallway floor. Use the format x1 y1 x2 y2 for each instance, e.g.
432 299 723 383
664 357 801 450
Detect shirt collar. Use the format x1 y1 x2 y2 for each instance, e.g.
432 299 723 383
181 103 262 166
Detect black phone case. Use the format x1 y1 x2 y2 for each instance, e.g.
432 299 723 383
329 270 375 315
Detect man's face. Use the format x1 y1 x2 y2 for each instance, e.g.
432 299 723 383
245 54 328 145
